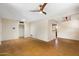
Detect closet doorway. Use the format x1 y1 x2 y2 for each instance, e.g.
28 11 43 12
19 21 24 38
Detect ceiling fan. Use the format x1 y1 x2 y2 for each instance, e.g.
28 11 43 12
30 3 47 15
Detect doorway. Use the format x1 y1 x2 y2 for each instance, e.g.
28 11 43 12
19 21 24 38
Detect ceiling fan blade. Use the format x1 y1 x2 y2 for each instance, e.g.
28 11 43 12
42 11 46 15
30 3 47 15
30 10 40 12
40 3 47 11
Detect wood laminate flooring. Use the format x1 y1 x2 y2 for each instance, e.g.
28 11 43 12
0 37 79 56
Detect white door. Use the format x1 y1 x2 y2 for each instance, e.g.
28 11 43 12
19 24 24 38
48 23 57 40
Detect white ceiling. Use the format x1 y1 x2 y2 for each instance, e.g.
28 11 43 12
0 3 79 22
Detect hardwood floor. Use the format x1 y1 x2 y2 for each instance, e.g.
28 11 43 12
0 37 79 56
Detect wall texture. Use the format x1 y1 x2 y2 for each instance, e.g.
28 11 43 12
58 19 79 40
30 20 49 41
48 18 79 41
24 22 30 37
1 17 79 41
0 19 2 42
2 19 19 41
0 19 31 41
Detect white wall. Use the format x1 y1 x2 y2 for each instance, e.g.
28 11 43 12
24 22 30 37
48 17 79 40
30 20 49 41
0 19 2 42
1 17 79 41
58 18 79 40
2 19 19 41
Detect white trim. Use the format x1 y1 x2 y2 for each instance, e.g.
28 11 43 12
0 41 2 45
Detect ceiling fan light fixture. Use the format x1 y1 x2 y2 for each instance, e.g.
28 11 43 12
30 3 47 15
39 11 43 14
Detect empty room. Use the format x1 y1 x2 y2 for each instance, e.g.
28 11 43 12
0 3 79 56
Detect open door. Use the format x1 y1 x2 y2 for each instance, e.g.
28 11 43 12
19 21 24 38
